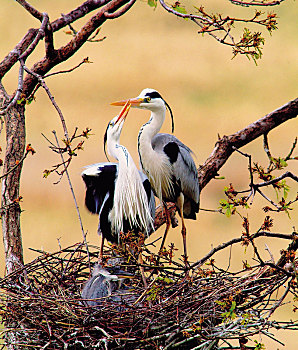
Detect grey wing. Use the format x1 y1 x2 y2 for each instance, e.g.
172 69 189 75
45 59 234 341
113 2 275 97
175 144 200 204
152 133 193 154
152 133 200 205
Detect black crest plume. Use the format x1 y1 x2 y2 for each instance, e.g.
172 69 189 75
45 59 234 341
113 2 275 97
164 100 174 133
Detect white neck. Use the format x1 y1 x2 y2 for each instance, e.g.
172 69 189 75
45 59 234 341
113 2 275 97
107 139 128 164
137 108 174 203
137 109 165 166
138 109 165 144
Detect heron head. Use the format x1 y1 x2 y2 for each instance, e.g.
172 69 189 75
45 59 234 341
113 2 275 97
99 266 134 290
111 88 174 133
103 101 131 160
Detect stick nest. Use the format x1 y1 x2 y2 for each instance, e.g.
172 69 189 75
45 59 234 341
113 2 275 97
0 239 297 349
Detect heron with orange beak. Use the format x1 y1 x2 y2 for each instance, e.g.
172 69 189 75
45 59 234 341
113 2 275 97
111 89 200 267
82 101 156 258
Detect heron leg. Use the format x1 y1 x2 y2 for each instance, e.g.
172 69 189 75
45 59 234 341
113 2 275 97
159 202 171 255
98 235 105 264
138 253 148 288
177 193 190 270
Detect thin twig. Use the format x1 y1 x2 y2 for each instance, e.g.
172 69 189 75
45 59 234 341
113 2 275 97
22 65 69 140
43 57 92 79
0 148 31 180
285 137 297 161
191 231 294 269
52 130 91 272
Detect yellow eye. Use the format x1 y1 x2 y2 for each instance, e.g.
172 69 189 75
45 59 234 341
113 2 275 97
145 97 151 102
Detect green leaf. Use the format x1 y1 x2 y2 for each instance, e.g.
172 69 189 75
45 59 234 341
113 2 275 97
147 0 157 8
174 6 187 15
254 340 265 350
156 276 174 284
43 170 51 178
281 179 290 199
230 300 236 311
17 97 25 105
279 158 288 167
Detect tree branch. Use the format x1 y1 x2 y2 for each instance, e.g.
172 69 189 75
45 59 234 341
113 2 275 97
229 0 285 6
21 0 134 97
0 29 37 79
20 13 49 61
199 98 298 190
15 0 44 21
51 1 110 32
257 171 298 187
104 0 136 18
0 0 129 82
190 231 295 269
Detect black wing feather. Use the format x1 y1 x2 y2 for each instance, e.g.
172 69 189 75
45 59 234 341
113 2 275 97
82 163 117 214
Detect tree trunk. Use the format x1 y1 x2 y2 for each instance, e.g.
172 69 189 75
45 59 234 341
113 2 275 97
0 82 25 275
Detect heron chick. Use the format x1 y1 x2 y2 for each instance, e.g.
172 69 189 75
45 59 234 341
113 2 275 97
111 89 200 266
81 264 135 307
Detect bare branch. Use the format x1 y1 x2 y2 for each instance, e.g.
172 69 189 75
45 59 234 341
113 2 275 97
0 61 25 115
190 231 295 269
0 14 49 114
104 0 136 18
257 188 281 209
257 171 298 187
199 98 298 190
285 137 297 161
52 131 91 271
230 0 285 6
50 1 110 32
22 65 69 139
0 0 129 82
0 145 35 180
263 133 273 165
22 0 135 97
20 13 49 61
44 57 92 79
0 29 37 79
15 0 44 21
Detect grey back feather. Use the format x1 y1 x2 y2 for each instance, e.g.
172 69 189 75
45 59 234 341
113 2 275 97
152 133 200 204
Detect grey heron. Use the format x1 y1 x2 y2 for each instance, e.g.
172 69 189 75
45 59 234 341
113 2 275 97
81 264 135 307
81 102 156 256
111 89 200 266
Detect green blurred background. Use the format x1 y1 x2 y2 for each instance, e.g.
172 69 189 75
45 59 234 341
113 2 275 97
1 1 297 347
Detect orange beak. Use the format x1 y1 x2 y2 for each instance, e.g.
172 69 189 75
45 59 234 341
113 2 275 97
115 101 131 124
111 97 144 107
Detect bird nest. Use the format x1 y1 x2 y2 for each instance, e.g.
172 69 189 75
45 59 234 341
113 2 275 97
0 235 297 350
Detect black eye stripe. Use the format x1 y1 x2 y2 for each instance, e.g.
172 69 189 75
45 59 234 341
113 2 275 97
145 91 163 99
143 90 174 133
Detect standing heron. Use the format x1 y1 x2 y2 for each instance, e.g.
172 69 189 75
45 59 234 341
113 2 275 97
111 89 200 265
81 264 135 307
82 102 155 258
